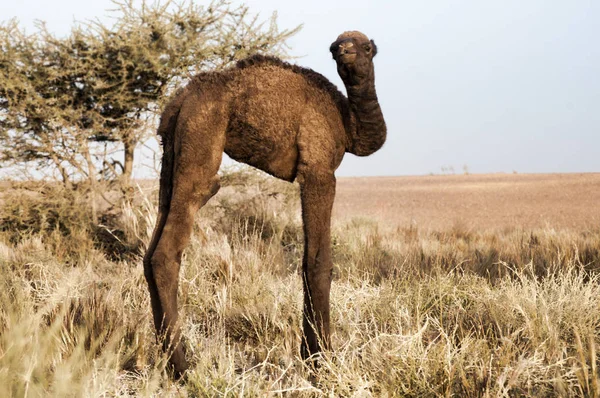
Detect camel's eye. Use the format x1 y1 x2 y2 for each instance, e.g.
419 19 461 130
363 44 372 54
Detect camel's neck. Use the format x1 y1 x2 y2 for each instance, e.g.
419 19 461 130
344 78 386 156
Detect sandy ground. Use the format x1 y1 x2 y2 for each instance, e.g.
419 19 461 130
333 173 600 231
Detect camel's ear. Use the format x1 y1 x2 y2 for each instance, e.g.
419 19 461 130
369 40 378 57
329 41 338 59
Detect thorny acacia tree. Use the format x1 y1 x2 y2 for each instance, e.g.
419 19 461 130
0 0 298 185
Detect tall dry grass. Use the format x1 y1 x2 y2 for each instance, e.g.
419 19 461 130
1 168 599 396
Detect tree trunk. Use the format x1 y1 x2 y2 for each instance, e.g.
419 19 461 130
81 141 99 224
120 139 136 202
122 139 135 184
50 154 71 187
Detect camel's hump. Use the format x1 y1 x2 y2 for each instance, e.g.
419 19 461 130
235 54 346 105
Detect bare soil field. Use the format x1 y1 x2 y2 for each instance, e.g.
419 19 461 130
333 172 600 231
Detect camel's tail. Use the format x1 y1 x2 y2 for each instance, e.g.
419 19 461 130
145 95 183 262
157 101 181 216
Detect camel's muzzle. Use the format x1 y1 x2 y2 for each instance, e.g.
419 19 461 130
337 41 357 64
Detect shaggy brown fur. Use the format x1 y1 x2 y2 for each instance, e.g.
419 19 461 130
143 31 386 376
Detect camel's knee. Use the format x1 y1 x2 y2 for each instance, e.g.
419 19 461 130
179 175 221 211
198 176 220 207
307 263 333 279
305 244 333 273
304 266 333 296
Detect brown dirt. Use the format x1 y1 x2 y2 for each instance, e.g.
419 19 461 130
333 173 600 232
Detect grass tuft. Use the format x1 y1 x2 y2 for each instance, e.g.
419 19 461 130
1 169 599 396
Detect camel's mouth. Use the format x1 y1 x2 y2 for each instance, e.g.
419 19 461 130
339 53 357 65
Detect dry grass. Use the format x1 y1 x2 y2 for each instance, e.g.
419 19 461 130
1 169 599 397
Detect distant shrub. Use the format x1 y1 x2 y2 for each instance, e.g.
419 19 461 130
0 182 149 262
0 183 97 262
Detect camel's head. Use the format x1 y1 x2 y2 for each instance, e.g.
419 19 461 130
330 31 378 86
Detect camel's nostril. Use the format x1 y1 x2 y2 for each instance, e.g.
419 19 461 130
338 41 355 56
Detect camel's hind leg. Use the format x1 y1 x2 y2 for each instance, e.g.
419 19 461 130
146 117 225 376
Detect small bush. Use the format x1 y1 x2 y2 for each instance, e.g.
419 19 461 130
0 183 98 262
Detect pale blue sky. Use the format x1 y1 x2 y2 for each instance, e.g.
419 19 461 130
3 0 599 176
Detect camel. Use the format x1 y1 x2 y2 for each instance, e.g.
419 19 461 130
143 30 386 376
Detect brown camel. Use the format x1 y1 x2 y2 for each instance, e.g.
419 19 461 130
143 30 386 376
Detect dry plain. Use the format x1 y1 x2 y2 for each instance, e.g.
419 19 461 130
333 172 600 231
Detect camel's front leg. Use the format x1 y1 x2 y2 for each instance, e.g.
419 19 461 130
299 172 336 360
